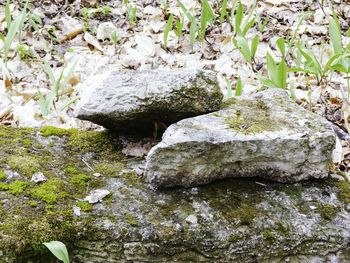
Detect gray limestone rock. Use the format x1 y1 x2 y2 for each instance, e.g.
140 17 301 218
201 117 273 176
145 89 336 188
0 125 349 263
75 69 223 133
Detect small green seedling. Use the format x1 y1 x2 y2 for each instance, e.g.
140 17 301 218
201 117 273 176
233 34 259 70
177 0 197 46
174 14 184 43
43 241 70 263
235 76 243 96
163 14 174 48
232 1 257 37
15 43 35 61
200 0 215 40
126 2 138 26
39 60 78 116
331 54 350 100
111 32 118 48
259 52 288 89
220 0 229 25
0 0 27 65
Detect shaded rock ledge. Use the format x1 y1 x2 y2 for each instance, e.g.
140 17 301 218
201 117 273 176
0 125 349 263
75 69 223 134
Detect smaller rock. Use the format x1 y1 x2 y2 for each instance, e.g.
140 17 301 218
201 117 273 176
96 22 118 41
72 206 81 217
84 189 110 204
31 172 47 183
185 215 198 225
93 173 102 177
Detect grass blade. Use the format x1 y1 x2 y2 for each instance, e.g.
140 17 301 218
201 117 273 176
163 14 174 48
235 36 252 64
329 16 342 54
5 0 11 29
235 77 243 96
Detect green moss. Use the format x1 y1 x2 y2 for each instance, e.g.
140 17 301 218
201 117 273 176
122 171 143 185
229 234 239 242
125 213 139 226
220 97 238 109
317 204 338 220
30 179 66 204
27 200 39 207
7 155 41 176
76 201 93 212
335 181 350 203
95 162 124 177
69 174 91 186
0 180 28 195
64 165 81 176
22 138 32 147
40 126 73 137
262 229 277 243
0 170 6 181
232 203 257 226
225 114 278 135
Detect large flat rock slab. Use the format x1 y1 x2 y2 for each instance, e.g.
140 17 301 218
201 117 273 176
0 125 349 263
75 69 223 133
145 89 336 188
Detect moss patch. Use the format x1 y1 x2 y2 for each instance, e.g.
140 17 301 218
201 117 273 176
30 179 66 204
262 228 277 243
317 204 338 220
335 181 350 203
76 201 93 212
7 155 41 176
40 126 73 137
69 174 91 186
125 213 139 226
232 203 257 226
0 170 6 181
0 180 28 195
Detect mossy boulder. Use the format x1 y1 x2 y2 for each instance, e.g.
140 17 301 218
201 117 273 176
75 69 223 134
0 124 349 262
145 89 335 188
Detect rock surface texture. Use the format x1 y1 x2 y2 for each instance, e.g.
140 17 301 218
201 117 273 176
145 89 336 188
75 69 223 133
0 125 349 263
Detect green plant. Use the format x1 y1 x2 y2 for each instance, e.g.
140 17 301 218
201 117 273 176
331 54 350 100
259 52 288 89
232 1 257 37
174 14 184 43
200 0 215 40
163 14 174 48
98 6 112 16
177 0 197 47
0 0 27 65
220 0 229 25
233 34 259 70
15 43 35 61
43 241 70 263
125 1 138 27
111 32 118 48
38 61 78 116
235 76 243 96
